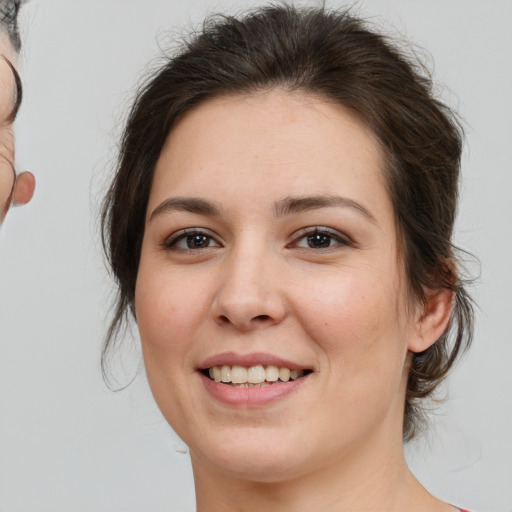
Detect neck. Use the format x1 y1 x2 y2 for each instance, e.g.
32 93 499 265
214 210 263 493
191 371 454 512
192 432 448 512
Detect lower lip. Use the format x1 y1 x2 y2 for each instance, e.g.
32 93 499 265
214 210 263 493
199 372 308 407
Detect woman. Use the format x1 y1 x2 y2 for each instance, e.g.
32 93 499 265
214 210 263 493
102 5 473 511
0 0 34 225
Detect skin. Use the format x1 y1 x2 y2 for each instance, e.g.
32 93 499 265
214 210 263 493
135 89 455 511
0 31 34 225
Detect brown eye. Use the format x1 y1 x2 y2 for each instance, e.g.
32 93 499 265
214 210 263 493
187 234 210 248
291 228 349 250
165 229 221 251
307 233 332 248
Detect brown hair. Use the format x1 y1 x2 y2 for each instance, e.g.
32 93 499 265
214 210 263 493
101 4 474 440
0 0 23 52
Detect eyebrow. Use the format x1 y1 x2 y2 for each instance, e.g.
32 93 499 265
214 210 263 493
273 195 377 224
1 55 22 122
150 194 377 224
150 197 222 220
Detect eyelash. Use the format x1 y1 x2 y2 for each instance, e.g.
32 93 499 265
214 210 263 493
287 227 352 250
164 228 221 251
164 226 352 253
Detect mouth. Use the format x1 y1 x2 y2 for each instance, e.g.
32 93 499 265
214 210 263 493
201 364 313 387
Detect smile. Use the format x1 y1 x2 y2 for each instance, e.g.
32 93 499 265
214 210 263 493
204 365 310 387
197 353 313 406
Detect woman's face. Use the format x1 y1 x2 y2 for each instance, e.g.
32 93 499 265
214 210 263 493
0 31 34 224
0 34 17 222
135 89 421 481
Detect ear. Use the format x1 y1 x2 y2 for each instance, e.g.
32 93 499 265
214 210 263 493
408 288 454 353
13 171 35 206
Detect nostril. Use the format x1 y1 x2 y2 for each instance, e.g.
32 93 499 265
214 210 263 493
219 315 230 324
254 314 271 322
217 313 271 326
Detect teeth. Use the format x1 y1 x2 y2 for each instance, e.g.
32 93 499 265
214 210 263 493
231 365 248 384
279 367 291 382
212 366 222 382
207 365 306 385
265 365 279 382
247 365 265 384
220 365 231 383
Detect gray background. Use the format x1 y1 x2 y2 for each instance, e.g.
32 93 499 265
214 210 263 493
0 0 510 511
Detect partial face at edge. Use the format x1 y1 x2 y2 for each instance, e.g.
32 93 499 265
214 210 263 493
0 33 17 221
135 89 420 481
0 31 34 225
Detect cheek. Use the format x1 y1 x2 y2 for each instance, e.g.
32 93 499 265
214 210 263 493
136 262 208 337
294 263 410 391
134 264 208 384
297 262 404 342
134 265 212 426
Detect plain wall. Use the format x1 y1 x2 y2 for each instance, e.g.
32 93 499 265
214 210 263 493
0 1 510 511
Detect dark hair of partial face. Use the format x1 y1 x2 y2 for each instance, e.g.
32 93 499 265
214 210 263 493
101 4 474 440
0 0 23 52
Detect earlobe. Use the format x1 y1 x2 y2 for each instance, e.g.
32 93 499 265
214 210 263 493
13 171 35 206
408 288 454 353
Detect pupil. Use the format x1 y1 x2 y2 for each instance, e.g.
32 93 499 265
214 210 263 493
188 234 208 248
308 233 330 248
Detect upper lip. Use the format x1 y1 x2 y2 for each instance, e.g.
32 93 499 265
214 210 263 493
198 352 311 371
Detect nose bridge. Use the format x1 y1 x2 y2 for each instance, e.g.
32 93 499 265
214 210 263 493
211 234 285 330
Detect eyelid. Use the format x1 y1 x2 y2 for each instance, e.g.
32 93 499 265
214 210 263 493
287 226 354 249
163 227 222 249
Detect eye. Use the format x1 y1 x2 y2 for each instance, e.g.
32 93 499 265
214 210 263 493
289 227 350 250
165 229 221 251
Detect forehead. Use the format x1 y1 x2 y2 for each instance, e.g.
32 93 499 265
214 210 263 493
151 89 389 208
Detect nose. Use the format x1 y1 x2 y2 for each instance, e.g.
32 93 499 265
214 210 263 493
210 245 287 331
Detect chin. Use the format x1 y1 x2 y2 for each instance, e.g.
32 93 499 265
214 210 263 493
187 425 319 483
